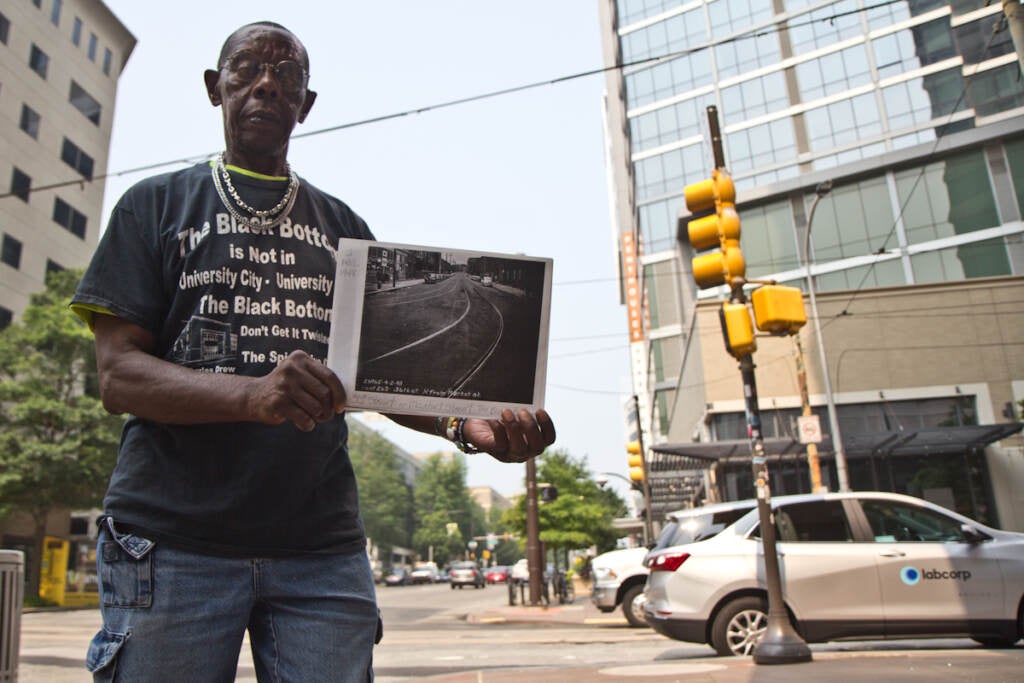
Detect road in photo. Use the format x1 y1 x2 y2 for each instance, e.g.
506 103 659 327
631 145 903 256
357 270 543 404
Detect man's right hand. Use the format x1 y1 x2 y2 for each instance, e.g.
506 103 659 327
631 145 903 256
247 350 346 431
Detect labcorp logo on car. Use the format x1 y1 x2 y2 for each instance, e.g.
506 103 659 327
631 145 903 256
900 566 972 586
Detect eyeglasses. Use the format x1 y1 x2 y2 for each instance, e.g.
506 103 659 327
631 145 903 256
222 52 308 94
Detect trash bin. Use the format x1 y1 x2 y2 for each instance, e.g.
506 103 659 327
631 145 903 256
0 550 24 683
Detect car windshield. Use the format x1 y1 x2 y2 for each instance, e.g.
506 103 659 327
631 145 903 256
652 505 755 551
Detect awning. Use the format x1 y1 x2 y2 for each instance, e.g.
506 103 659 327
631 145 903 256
650 423 1022 464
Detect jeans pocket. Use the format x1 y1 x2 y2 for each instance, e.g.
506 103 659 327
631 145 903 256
99 532 155 608
86 627 127 680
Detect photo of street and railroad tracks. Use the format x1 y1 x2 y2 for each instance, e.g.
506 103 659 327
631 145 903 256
328 243 551 416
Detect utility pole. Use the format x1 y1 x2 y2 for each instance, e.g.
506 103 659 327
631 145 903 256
1004 0 1024 74
524 457 544 605
633 394 655 544
793 335 824 493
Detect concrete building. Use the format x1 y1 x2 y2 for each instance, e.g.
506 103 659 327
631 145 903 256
0 0 134 326
599 1 1024 529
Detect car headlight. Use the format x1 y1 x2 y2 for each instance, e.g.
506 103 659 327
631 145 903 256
593 567 616 582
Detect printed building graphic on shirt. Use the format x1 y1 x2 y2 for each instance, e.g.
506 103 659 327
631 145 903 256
170 315 238 367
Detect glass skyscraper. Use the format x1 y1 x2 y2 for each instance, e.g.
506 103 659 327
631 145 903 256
599 1 1024 527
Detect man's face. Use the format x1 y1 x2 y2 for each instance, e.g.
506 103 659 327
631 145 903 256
205 26 316 164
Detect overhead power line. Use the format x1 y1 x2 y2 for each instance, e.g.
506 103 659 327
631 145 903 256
0 0 906 202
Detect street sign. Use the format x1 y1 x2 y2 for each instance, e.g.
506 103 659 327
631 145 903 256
798 415 822 444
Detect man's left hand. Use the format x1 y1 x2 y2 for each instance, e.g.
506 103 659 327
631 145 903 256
462 409 556 463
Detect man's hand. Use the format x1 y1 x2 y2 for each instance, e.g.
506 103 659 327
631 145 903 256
247 351 346 431
462 409 556 463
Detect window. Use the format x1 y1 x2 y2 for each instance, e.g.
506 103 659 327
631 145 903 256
102 47 112 76
19 104 41 138
0 12 9 44
860 499 967 543
61 138 94 179
87 32 97 61
10 168 31 202
804 175 894 265
46 258 65 274
29 44 49 78
774 501 853 542
69 81 101 125
1005 138 1024 215
53 197 87 238
2 234 22 269
0 306 11 331
737 199 798 279
50 0 62 26
32 0 41 8
72 16 82 46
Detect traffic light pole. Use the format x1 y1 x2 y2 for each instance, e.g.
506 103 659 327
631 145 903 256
633 394 656 545
736 343 813 664
704 104 810 664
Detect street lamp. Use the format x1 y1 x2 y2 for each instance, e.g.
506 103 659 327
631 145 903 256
803 180 851 492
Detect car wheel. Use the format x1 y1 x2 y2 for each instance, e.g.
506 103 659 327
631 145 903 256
711 596 768 657
621 584 648 629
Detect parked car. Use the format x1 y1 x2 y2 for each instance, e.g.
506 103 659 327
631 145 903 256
485 565 510 584
409 562 441 584
449 561 486 589
591 500 756 628
383 567 410 587
481 275 493 287
643 491 1024 656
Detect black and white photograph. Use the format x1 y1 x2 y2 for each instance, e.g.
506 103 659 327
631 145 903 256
328 239 552 418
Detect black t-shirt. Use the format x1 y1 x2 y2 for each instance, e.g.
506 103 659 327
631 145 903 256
73 162 375 556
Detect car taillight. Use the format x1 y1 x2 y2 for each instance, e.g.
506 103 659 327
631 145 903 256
649 552 690 572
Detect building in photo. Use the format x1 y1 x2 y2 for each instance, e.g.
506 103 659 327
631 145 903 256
599 1 1024 529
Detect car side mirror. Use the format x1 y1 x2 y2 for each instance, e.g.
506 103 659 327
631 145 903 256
960 523 988 544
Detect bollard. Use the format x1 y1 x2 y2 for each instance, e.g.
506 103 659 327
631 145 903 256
0 550 25 683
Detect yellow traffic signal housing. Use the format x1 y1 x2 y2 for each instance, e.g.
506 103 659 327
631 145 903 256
719 301 756 358
626 440 644 482
684 170 745 289
751 285 807 335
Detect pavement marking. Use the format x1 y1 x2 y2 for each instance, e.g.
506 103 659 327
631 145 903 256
598 662 729 677
477 617 508 624
584 618 628 625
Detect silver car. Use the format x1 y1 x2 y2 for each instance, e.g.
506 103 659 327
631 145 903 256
643 491 1024 656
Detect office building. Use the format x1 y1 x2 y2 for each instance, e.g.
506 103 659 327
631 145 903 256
599 1 1024 528
0 0 134 326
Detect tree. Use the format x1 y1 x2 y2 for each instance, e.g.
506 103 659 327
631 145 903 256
411 454 480 563
502 450 626 566
0 270 124 597
347 424 414 549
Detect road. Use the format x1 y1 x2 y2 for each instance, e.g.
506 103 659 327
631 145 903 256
16 581 1024 682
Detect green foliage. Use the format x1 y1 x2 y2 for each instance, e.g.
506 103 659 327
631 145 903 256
0 270 123 524
501 449 627 556
411 453 483 563
347 424 414 549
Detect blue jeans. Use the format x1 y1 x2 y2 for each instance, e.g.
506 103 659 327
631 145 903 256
86 520 379 682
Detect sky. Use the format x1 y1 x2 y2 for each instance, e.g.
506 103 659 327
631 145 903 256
99 2 637 498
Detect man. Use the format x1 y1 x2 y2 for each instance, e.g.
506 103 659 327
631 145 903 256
72 22 555 682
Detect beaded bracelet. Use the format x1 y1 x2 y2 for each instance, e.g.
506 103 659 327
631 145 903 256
437 416 481 454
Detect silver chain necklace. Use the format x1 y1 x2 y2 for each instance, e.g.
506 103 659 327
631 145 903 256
211 153 299 229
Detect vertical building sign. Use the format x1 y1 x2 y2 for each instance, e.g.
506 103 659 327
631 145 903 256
621 231 643 342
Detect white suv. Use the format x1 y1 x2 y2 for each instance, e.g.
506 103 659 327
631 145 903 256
590 546 649 627
591 500 756 628
644 491 1024 656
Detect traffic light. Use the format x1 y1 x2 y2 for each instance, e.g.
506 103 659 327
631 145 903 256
684 170 744 289
751 284 807 335
627 440 644 483
719 301 756 358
